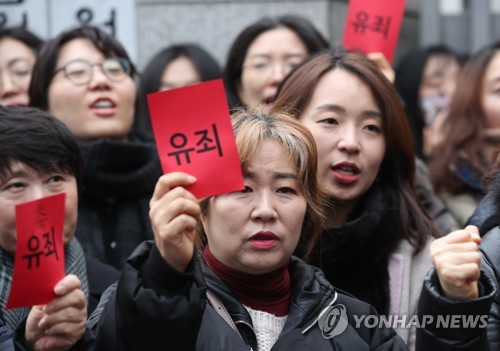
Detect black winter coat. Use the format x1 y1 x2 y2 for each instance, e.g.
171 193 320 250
448 171 500 348
466 172 500 236
89 241 408 350
479 226 500 348
76 131 162 270
415 230 497 350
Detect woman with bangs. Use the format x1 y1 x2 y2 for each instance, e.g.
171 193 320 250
88 110 408 350
224 15 329 112
429 42 500 229
28 26 162 312
0 26 43 107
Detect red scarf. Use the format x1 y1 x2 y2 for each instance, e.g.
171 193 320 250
203 246 291 317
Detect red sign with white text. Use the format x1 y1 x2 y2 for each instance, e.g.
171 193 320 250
7 193 65 309
342 0 406 63
147 79 244 198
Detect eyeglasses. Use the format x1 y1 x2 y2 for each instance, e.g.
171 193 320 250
0 58 33 89
53 57 131 86
242 60 302 78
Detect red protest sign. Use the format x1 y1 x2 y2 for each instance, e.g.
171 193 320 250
147 78 244 198
7 193 65 309
342 0 406 63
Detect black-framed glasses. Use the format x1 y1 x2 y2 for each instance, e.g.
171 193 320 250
53 57 131 86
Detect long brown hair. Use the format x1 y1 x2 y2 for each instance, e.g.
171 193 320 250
272 49 439 252
429 42 500 195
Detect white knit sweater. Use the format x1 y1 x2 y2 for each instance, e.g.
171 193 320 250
244 306 288 351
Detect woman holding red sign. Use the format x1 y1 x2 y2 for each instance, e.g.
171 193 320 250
88 110 408 350
0 106 95 350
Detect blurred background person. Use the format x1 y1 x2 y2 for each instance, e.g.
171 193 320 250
429 41 500 228
0 26 42 106
224 14 329 112
136 43 222 134
395 45 465 161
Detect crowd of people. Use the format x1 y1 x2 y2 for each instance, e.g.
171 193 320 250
0 11 499 350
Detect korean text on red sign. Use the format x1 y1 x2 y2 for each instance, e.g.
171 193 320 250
147 78 244 198
7 193 66 309
342 0 406 63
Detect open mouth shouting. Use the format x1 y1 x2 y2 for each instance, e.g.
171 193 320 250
332 161 361 184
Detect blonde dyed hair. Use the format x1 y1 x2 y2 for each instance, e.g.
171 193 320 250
199 108 328 259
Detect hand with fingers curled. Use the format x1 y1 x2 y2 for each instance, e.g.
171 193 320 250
367 52 395 84
430 225 482 302
25 274 87 351
149 172 200 273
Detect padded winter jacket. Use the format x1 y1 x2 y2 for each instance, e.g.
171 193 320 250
89 241 409 350
416 230 497 350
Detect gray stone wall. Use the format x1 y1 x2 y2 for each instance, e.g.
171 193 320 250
135 0 420 70
136 0 331 70
0 0 420 69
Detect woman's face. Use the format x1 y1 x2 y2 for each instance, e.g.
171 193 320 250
238 27 308 112
47 38 136 140
300 69 386 211
159 56 201 91
0 37 36 107
482 51 500 129
419 54 460 101
419 54 460 132
202 140 307 274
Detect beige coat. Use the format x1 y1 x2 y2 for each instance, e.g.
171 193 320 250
442 192 483 230
388 237 434 351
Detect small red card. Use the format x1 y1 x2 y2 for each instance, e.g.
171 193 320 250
7 193 65 309
342 0 406 63
147 79 244 198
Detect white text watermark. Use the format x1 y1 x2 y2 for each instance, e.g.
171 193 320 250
317 304 488 339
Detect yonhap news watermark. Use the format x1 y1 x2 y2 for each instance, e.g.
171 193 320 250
352 313 488 329
317 304 488 339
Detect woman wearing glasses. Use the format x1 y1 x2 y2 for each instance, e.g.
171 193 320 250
0 26 42 107
224 15 329 112
28 26 161 292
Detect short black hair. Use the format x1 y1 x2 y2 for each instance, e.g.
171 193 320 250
224 15 330 110
0 105 83 187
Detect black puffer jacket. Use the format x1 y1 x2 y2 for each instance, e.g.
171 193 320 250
416 230 498 350
479 226 500 348
89 241 408 350
466 172 500 236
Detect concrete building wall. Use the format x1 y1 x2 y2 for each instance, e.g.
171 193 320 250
135 0 419 69
0 0 420 69
136 0 331 70
420 0 500 58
